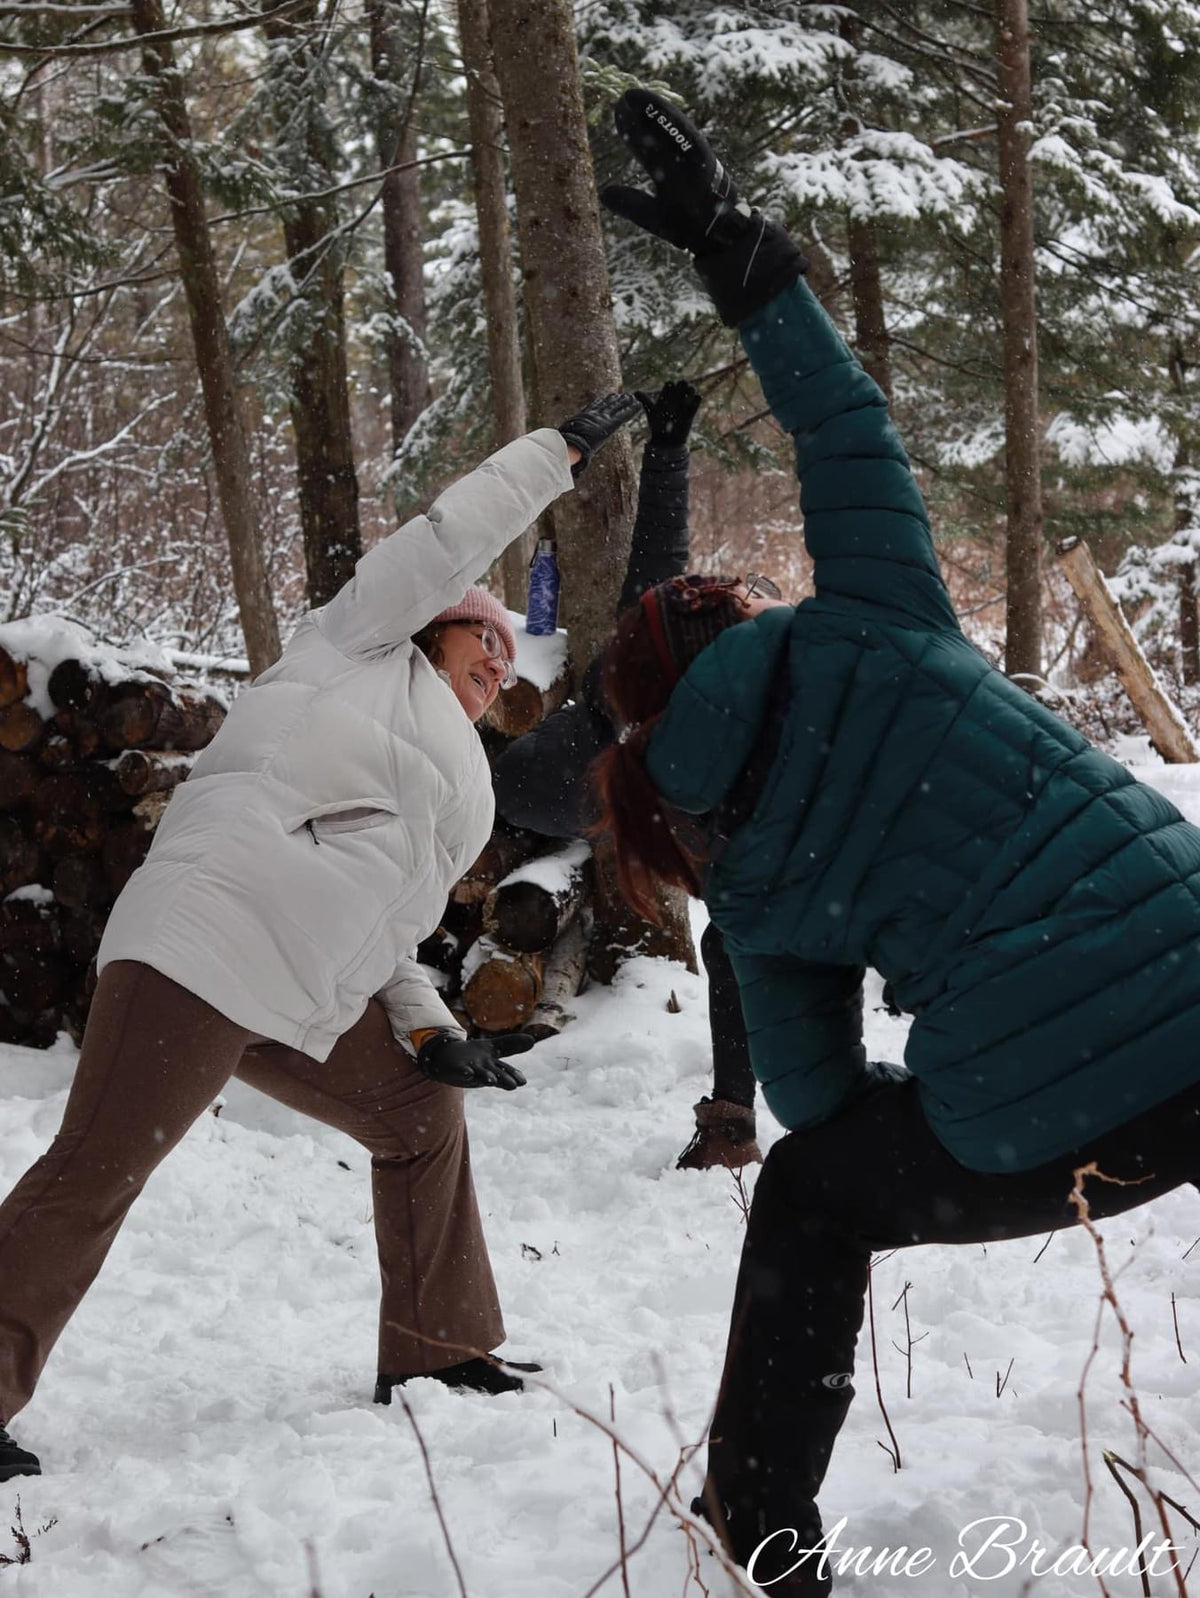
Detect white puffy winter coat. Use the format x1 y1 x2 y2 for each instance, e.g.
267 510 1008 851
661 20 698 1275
98 429 574 1060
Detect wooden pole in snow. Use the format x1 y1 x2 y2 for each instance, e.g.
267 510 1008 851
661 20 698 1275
1058 538 1199 764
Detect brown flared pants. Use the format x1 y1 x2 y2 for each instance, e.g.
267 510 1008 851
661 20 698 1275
0 961 504 1422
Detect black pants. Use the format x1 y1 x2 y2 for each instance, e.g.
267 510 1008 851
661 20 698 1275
702 923 756 1107
704 1074 1200 1591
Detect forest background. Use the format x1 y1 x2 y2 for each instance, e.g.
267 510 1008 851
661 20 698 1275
3 0 1200 740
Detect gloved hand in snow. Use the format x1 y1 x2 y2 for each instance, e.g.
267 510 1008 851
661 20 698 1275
558 391 642 477
635 379 702 449
416 1029 533 1090
600 89 807 327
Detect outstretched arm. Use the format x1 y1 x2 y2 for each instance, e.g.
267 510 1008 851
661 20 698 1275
617 381 699 611
601 87 958 634
317 430 573 660
740 280 958 632
495 387 701 838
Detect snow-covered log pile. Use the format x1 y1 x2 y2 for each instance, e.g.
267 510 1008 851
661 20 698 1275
421 829 593 1041
0 607 592 1051
0 620 227 1049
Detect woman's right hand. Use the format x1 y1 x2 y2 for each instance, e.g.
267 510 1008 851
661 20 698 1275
415 1029 533 1090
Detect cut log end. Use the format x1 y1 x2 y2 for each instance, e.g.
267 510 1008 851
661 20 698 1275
462 943 545 1033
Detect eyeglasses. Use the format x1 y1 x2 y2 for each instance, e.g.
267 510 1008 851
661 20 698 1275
744 573 783 601
465 623 518 690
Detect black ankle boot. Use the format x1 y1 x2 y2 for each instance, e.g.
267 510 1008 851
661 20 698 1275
374 1355 543 1403
0 1425 41 1481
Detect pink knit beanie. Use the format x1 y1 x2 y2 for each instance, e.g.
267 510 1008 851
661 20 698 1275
432 586 517 665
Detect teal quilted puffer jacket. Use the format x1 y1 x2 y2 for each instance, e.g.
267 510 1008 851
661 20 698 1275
646 278 1200 1173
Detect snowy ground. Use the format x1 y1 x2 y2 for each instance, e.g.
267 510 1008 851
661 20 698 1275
3 768 1200 1597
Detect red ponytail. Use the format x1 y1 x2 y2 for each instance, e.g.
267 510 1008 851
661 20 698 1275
588 596 715 923
589 716 702 923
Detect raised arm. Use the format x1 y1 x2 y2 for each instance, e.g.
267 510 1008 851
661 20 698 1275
317 430 573 660
617 382 698 610
316 394 640 662
740 280 959 632
494 389 700 838
601 88 958 634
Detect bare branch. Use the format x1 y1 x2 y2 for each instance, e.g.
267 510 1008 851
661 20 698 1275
0 2 129 12
0 0 308 55
205 146 472 228
396 1393 470 1598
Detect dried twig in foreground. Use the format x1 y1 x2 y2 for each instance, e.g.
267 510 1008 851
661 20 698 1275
868 1261 901 1471
397 1393 470 1598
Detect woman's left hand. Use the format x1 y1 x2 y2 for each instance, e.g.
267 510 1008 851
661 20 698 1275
416 1029 534 1090
635 380 702 447
558 392 642 475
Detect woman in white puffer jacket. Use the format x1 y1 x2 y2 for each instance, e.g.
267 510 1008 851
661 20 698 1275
0 396 638 1480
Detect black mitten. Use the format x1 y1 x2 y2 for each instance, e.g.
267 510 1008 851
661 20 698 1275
416 1030 533 1090
601 88 807 327
635 380 702 448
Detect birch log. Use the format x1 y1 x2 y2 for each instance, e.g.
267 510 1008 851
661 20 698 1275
524 916 588 1040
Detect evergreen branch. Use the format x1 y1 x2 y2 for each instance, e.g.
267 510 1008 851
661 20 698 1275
0 0 308 55
859 0 998 91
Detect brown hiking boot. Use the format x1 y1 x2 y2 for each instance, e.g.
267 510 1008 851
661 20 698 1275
675 1098 762 1171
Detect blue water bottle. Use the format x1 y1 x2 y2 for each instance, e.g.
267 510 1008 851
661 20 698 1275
525 538 561 636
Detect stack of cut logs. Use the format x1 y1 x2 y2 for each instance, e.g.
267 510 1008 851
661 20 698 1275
0 639 226 1048
0 625 594 1051
422 829 593 1040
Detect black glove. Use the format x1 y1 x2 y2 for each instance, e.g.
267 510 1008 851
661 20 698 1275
600 88 807 327
416 1029 533 1091
634 379 702 448
558 391 642 477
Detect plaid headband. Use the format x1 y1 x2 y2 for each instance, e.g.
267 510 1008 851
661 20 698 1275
639 575 742 685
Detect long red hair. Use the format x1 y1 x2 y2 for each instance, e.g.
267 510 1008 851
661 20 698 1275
590 587 740 922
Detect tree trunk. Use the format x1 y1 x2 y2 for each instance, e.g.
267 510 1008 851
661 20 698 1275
1180 561 1198 686
266 4 363 607
370 0 432 453
838 17 892 400
847 217 892 401
279 200 364 606
130 0 281 677
489 0 693 978
1169 339 1198 684
489 0 636 680
458 0 529 607
994 0 1044 681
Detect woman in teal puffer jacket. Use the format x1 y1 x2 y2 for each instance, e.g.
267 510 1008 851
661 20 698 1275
597 91 1200 1595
